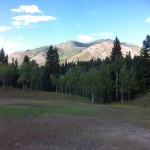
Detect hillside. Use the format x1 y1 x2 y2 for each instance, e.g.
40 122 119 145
67 40 141 63
8 39 141 65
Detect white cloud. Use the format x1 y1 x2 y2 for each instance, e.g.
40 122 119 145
10 5 56 28
146 17 150 23
12 15 56 26
77 34 94 42
77 32 112 42
0 36 22 54
10 5 42 14
92 32 112 38
0 26 13 32
12 21 21 28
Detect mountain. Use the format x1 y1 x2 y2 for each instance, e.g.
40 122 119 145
67 40 141 63
8 39 141 65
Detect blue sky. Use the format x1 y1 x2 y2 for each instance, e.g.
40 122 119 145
0 0 150 54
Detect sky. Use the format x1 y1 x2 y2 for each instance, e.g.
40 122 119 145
0 0 150 54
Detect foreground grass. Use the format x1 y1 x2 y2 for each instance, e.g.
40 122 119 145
0 89 99 118
0 89 150 150
0 89 150 121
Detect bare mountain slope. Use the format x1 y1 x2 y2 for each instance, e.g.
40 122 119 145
8 40 141 65
67 40 140 63
8 40 87 65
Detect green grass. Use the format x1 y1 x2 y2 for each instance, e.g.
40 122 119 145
0 89 97 117
0 89 150 150
0 89 150 119
0 99 103 118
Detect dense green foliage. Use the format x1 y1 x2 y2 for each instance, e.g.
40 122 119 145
43 45 60 91
17 57 40 90
0 49 18 89
56 35 150 103
0 35 150 103
0 48 8 64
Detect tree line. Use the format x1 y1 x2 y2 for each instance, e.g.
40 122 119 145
0 35 150 103
51 35 150 103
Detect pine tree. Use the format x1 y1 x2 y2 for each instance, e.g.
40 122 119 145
15 58 18 68
133 35 150 92
141 35 150 90
110 36 122 60
125 51 132 69
0 48 8 64
23 55 30 63
4 54 8 64
142 35 150 51
141 35 150 58
43 45 60 91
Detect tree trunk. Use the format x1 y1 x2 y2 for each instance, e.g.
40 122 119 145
128 83 131 100
110 92 112 102
86 92 88 100
107 87 110 102
91 81 94 102
74 89 76 95
128 90 130 101
92 91 94 102
69 88 71 94
116 76 118 101
2 76 5 90
61 85 63 93
121 91 124 102
30 82 32 91
82 91 84 98
56 84 58 93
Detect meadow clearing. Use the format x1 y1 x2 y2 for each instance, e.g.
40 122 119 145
0 89 150 150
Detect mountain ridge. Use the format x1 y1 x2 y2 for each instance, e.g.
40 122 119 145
8 39 141 65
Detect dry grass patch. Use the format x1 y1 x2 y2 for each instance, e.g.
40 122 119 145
0 89 150 150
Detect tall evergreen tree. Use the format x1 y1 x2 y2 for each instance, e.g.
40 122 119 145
23 55 30 63
141 35 150 58
110 37 123 101
133 35 150 93
142 35 150 51
43 45 60 91
110 36 122 60
0 48 8 64
125 51 132 69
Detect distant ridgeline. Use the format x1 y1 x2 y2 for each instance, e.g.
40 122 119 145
8 39 141 66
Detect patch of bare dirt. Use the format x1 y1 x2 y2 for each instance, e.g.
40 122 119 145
0 115 150 150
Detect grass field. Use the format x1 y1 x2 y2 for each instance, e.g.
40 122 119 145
0 89 150 150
